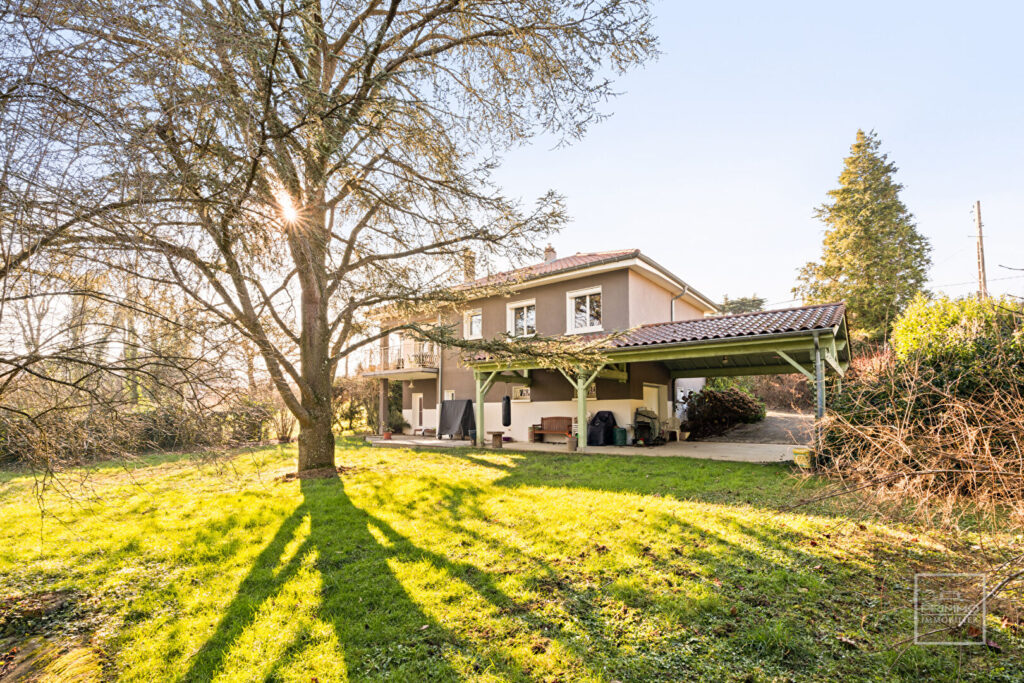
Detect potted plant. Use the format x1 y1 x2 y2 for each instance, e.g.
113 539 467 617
384 409 408 440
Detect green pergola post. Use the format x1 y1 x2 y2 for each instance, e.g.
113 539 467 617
474 370 498 447
813 335 825 419
557 364 604 452
576 375 588 451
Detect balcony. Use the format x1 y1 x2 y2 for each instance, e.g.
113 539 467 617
361 345 440 380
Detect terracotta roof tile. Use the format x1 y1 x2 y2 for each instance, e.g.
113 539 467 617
607 303 846 348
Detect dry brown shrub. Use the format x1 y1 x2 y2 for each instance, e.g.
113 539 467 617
750 374 813 412
817 350 1024 530
805 344 1024 639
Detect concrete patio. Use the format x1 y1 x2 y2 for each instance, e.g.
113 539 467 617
365 434 802 464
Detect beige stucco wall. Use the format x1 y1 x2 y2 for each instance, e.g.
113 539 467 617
626 270 705 326
472 269 631 338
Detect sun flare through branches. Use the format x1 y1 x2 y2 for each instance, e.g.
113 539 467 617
276 189 300 225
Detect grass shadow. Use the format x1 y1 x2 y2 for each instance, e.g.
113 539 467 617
180 471 469 681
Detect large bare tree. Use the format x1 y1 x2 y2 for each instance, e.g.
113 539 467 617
6 0 656 471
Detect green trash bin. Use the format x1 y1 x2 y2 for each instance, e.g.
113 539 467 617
613 427 627 446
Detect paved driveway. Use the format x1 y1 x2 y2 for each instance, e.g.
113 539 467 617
702 410 813 445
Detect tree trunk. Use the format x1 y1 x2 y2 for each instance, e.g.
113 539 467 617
297 408 335 471
294 202 336 473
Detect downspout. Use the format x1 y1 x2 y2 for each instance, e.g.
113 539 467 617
669 286 689 322
436 313 443 433
669 286 689 418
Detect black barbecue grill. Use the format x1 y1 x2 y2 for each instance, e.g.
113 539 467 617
632 408 662 446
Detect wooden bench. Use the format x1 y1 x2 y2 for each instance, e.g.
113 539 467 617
531 416 574 443
487 431 505 448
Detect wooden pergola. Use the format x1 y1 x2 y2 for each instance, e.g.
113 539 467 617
470 303 851 450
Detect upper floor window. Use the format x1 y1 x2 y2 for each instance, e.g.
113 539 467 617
567 287 602 333
464 308 482 339
507 299 536 337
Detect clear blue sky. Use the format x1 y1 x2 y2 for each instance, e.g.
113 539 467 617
493 0 1024 308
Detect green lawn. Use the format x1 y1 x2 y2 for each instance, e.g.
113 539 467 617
1 441 1019 681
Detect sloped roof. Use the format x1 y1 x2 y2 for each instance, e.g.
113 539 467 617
607 303 846 349
461 248 717 312
463 249 640 288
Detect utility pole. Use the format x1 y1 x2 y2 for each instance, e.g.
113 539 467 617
975 200 989 301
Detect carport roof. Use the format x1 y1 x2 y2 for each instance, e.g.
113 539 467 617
469 302 850 379
606 302 846 349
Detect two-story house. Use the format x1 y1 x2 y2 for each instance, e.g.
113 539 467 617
364 247 720 442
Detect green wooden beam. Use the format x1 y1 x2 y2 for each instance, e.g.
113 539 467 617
602 337 821 365
581 363 605 391
473 359 545 373
495 371 532 386
670 363 815 379
595 363 627 382
776 350 816 382
823 349 844 376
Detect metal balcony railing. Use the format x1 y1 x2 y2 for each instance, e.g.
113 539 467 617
364 345 439 373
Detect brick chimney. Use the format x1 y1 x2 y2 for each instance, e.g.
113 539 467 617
462 248 476 282
543 244 557 263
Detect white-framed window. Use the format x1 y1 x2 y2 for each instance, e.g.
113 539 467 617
506 299 536 337
566 286 602 333
511 385 531 402
463 308 482 339
443 389 456 401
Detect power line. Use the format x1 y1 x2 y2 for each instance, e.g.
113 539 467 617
932 273 1024 288
765 273 1024 308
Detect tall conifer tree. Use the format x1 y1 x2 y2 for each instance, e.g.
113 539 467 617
795 130 931 340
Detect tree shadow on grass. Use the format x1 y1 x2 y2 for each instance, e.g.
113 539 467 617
180 471 473 682
179 444 929 681
434 447 845 517
384 461 939 678
180 464 639 680
352 469 847 679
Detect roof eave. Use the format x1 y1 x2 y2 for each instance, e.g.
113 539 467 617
460 251 639 294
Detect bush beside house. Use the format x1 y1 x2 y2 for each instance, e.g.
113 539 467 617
682 388 766 439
